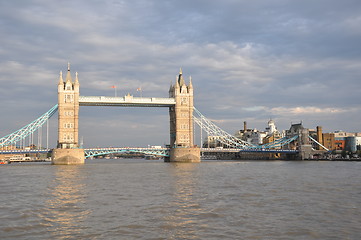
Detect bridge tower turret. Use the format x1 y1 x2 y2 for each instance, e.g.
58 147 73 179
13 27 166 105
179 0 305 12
52 63 84 164
167 69 200 162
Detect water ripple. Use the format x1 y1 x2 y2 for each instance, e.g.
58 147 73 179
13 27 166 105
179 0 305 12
0 160 360 239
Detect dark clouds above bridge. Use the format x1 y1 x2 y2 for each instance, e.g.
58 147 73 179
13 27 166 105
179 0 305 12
1 0 360 147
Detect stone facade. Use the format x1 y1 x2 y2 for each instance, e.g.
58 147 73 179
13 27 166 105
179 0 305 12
57 63 80 149
52 148 84 165
166 147 200 163
52 64 84 165
168 69 200 162
51 66 200 163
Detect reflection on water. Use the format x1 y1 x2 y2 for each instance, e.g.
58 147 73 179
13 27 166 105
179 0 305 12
164 163 205 239
1 160 360 239
43 166 90 238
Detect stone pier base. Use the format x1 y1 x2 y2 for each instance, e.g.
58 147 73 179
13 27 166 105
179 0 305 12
299 144 313 160
165 147 201 163
51 148 85 165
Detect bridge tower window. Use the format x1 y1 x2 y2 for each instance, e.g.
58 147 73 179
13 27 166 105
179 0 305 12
65 94 74 103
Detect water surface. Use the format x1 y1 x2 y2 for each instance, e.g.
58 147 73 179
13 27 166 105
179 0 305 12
1 159 360 239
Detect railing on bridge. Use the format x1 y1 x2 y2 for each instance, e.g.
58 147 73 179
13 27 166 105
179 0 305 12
193 107 300 150
193 107 257 149
0 105 58 149
1 104 303 154
83 147 170 158
79 96 176 107
0 149 52 154
0 146 300 159
200 148 298 154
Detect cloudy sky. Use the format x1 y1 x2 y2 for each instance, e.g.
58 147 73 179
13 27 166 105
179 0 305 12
1 0 360 148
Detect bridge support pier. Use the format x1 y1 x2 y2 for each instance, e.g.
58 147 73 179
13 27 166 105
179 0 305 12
166 147 200 163
299 144 313 160
51 148 84 165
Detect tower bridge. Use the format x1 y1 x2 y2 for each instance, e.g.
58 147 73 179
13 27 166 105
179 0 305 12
0 64 327 164
0 147 299 162
52 65 199 164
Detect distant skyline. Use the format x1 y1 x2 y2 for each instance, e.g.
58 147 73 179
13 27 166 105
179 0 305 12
1 0 361 147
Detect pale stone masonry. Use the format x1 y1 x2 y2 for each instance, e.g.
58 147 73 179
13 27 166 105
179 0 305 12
167 69 200 162
169 69 194 148
52 64 84 164
52 65 199 164
57 63 80 149
52 148 84 164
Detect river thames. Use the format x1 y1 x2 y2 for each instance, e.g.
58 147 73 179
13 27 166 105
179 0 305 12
0 159 360 239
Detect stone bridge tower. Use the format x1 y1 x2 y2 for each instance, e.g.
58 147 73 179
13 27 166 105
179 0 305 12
52 64 84 164
167 69 200 162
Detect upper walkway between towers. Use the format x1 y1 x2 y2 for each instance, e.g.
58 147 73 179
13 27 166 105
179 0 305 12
79 95 176 107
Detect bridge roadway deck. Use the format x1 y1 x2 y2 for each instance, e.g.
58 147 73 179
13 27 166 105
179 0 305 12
0 147 299 155
0 149 52 154
201 148 299 154
79 96 176 107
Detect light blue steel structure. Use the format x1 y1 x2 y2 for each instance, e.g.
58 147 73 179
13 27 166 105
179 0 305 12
0 147 300 158
0 104 304 157
193 107 300 150
308 135 329 151
84 147 169 158
0 147 169 158
0 149 52 154
257 135 299 149
193 107 257 148
0 104 58 148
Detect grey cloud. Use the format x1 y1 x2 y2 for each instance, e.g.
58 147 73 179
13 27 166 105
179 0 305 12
1 0 361 147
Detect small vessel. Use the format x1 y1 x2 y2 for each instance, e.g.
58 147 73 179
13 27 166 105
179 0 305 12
0 160 10 164
8 156 32 162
